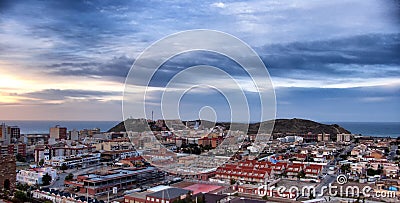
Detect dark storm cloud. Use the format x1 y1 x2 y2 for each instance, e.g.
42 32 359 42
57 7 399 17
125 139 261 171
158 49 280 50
260 33 400 79
1 0 399 121
47 56 132 81
21 89 119 101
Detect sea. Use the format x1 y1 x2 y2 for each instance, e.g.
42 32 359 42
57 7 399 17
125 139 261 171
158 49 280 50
326 122 400 138
0 120 399 138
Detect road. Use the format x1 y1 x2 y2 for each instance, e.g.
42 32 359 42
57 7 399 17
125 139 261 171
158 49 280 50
314 174 337 197
49 164 105 190
388 144 398 161
51 173 68 189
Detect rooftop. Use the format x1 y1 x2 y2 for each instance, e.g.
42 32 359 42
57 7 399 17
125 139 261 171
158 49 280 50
147 188 190 200
83 167 157 183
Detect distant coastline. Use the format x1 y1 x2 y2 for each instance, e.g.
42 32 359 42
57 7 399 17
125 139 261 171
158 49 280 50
2 119 398 138
327 121 400 138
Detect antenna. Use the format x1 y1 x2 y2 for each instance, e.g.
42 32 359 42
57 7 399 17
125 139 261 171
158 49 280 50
152 110 154 121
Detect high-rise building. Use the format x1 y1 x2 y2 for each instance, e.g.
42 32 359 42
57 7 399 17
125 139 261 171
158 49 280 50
0 143 26 157
0 123 10 145
69 129 79 141
9 126 20 143
0 155 16 190
49 125 67 140
0 123 20 145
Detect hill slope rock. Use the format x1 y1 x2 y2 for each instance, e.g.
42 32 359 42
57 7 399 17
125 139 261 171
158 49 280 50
108 118 351 135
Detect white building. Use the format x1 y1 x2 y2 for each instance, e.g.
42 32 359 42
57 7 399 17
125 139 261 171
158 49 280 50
45 153 101 168
17 167 58 186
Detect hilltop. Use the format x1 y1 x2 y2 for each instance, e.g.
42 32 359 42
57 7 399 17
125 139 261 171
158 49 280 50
108 118 351 135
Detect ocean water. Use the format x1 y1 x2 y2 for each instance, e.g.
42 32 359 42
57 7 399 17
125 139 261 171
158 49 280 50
327 122 400 138
1 120 120 134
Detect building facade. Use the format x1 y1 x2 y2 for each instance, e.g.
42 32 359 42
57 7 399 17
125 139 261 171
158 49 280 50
17 167 58 185
0 143 26 157
50 125 67 140
0 155 16 190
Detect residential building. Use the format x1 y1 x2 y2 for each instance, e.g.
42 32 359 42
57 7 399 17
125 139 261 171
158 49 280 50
0 123 20 144
69 129 80 141
34 143 95 162
23 134 49 145
70 167 165 196
44 153 101 168
49 125 67 140
215 160 275 183
337 133 352 142
304 165 323 179
125 187 192 203
0 143 26 156
17 167 58 185
146 188 191 203
0 155 16 190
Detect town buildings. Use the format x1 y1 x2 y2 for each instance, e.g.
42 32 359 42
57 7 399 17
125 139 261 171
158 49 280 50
0 123 20 145
49 125 67 140
34 143 95 162
68 167 165 196
0 155 16 190
0 143 26 156
44 153 101 168
17 167 58 185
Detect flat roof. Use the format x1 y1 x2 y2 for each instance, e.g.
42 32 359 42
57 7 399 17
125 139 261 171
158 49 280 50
126 191 153 200
147 188 190 200
148 185 172 192
84 167 157 183
183 184 222 195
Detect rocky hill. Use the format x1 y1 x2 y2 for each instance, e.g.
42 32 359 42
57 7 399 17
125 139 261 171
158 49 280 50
108 118 351 135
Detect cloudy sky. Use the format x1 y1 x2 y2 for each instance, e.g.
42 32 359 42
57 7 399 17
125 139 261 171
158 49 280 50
0 0 399 122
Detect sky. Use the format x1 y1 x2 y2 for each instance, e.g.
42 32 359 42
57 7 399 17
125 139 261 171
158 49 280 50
0 0 399 122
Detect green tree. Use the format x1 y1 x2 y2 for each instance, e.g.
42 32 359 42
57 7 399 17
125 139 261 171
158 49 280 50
65 173 74 181
340 164 351 173
262 194 268 200
16 183 29 191
39 159 44 166
16 154 26 162
230 179 236 185
60 163 68 172
13 191 28 203
297 170 306 179
42 173 52 186
366 168 382 176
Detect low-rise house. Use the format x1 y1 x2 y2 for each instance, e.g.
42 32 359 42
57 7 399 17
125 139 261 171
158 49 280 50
304 165 323 180
44 153 100 168
17 167 57 185
125 187 191 203
215 160 275 183
286 163 305 179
